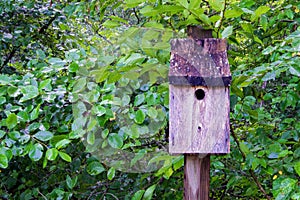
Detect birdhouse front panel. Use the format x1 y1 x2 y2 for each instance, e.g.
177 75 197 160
168 38 231 155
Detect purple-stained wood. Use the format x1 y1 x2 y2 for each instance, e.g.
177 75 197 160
168 26 231 155
184 155 210 200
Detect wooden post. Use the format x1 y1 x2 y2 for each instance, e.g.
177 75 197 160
168 26 231 199
185 26 211 200
184 155 210 200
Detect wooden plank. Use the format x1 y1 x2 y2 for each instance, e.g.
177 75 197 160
184 155 210 200
169 85 230 154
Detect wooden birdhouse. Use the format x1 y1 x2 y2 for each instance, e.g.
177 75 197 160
169 27 231 155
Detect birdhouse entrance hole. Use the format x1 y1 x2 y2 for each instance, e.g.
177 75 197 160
195 88 205 100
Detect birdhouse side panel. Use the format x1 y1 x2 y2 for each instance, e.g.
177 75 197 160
169 85 230 154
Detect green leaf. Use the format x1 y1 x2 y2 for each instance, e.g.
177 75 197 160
240 22 253 33
107 167 115 180
102 20 121 28
55 139 71 149
0 96 6 105
147 107 158 119
134 94 145 106
30 104 40 121
73 77 86 93
221 26 233 39
142 184 156 200
262 71 276 81
48 57 66 68
69 62 79 72
125 0 144 8
7 86 19 97
176 0 188 8
87 161 105 176
260 15 268 31
66 175 77 189
294 161 300 176
8 131 20 140
273 178 297 200
6 113 18 129
87 131 95 145
93 105 106 116
208 0 224 11
108 133 123 149
34 131 53 141
132 190 145 200
134 110 145 124
0 154 8 168
225 8 243 18
251 6 270 22
45 148 59 161
262 46 277 55
36 49 46 60
198 14 211 26
29 143 43 162
20 85 39 102
39 79 52 91
101 129 109 139
289 66 300 77
0 130 6 139
240 142 250 155
59 152 72 162
188 0 201 9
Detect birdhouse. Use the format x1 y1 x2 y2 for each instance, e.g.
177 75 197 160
169 27 231 155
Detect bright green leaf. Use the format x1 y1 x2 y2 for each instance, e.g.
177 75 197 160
294 162 300 176
87 131 95 145
221 26 233 39
251 6 270 22
0 130 5 139
208 0 224 11
108 133 123 149
6 113 17 129
132 190 145 200
45 148 59 161
55 139 71 149
87 161 105 176
34 131 53 141
107 167 115 180
30 104 40 121
59 152 72 162
142 184 156 200
147 107 158 119
134 110 145 124
0 96 6 105
29 143 43 162
66 175 77 189
20 85 39 102
134 94 145 106
0 154 8 168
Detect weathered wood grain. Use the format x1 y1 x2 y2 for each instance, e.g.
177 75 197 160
169 85 230 154
168 27 231 154
184 155 210 200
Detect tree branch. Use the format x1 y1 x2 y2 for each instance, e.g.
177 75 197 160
0 48 16 71
0 13 58 72
217 0 227 38
230 124 271 200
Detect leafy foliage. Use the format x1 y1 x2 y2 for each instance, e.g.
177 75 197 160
0 0 299 199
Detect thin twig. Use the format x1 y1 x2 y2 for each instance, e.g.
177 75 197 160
133 8 140 24
38 189 48 200
0 13 58 72
230 124 271 200
217 0 227 38
0 48 16 71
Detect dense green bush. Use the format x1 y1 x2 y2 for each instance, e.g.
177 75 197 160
0 0 299 199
